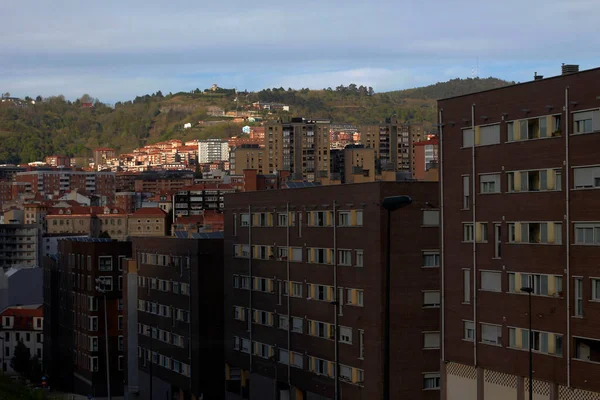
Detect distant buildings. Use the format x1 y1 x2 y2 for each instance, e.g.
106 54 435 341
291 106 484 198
412 137 439 181
230 145 264 175
93 148 117 170
265 117 330 182
173 183 234 218
0 223 41 268
359 118 412 173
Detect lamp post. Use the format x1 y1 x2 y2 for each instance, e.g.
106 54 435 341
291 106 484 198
520 285 534 400
381 195 412 400
95 279 111 400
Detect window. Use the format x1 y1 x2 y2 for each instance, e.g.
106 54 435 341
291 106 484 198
494 224 502 258
481 271 501 292
88 296 98 311
462 128 474 147
338 250 352 266
423 332 440 349
340 365 352 381
575 278 583 317
339 211 350 226
253 277 272 293
356 210 363 226
573 166 600 189
278 349 289 365
240 276 250 290
89 316 98 331
480 174 500 193
278 315 289 330
423 373 440 390
355 250 363 267
463 224 474 242
346 289 364 306
422 210 439 226
340 326 352 344
508 169 561 192
291 282 303 298
308 211 333 227
481 323 502 345
277 247 288 260
98 256 112 271
89 337 98 351
479 124 500 145
97 276 113 291
423 291 440 308
118 316 124 330
278 213 289 227
291 352 303 368
359 329 364 359
508 273 562 296
463 269 470 303
592 279 600 301
234 306 245 321
507 222 562 244
240 214 250 226
290 247 303 262
309 248 333 264
509 327 563 356
89 356 99 372
292 317 304 333
464 321 474 341
118 336 124 351
575 223 600 244
463 175 470 209
573 110 599 134
422 251 440 268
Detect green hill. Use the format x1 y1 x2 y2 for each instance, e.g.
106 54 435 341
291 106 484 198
0 77 513 164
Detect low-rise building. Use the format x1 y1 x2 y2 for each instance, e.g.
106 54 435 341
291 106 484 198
0 304 44 374
126 207 168 237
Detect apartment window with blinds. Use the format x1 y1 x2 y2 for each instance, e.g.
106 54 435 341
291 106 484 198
292 317 304 333
481 323 502 345
574 166 600 189
508 273 562 296
462 128 474 148
463 175 470 209
479 124 500 145
481 271 501 292
575 278 583 317
422 251 440 268
338 250 352 266
240 214 250 226
355 250 363 267
422 210 440 227
278 349 289 365
423 291 440 308
573 109 600 134
507 222 562 244
592 279 600 301
480 173 500 193
290 247 303 262
423 332 440 349
574 223 600 244
509 327 563 356
463 224 474 242
423 373 440 390
507 169 561 192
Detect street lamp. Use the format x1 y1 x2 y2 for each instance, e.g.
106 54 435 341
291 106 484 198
381 195 412 400
95 278 111 400
520 284 534 400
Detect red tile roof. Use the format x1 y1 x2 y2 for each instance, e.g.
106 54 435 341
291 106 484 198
131 207 167 216
0 305 43 330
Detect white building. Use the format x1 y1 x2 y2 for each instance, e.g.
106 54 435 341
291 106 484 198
197 139 230 164
0 304 44 374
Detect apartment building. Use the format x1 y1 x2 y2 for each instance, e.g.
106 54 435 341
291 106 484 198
223 181 440 400
0 223 41 268
359 118 411 173
123 236 224 400
264 117 330 182
173 183 235 217
230 145 265 175
198 139 230 164
413 138 439 181
126 207 168 237
439 65 600 399
43 238 131 397
13 170 116 203
45 155 71 167
0 304 44 374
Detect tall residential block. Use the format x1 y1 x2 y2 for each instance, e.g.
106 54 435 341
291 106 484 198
264 117 330 182
43 238 131 397
439 66 600 399
230 145 265 175
360 118 411 173
123 236 224 400
223 182 440 400
198 139 230 164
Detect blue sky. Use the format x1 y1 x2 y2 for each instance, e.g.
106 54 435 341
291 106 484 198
2 0 600 103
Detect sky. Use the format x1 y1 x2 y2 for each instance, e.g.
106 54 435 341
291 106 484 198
2 0 600 103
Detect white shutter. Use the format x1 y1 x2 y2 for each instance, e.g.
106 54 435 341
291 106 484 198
423 332 440 348
423 291 440 306
423 210 440 226
462 129 474 147
573 111 595 121
479 124 500 145
574 167 600 188
463 176 470 196
481 324 501 344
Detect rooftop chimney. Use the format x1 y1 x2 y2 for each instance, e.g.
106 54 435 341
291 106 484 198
562 63 579 75
534 72 544 81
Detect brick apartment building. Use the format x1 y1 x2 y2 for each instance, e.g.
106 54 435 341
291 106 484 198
439 65 600 399
264 117 330 182
0 304 44 374
223 182 440 400
413 138 439 181
43 238 131 397
123 236 224 400
13 170 116 203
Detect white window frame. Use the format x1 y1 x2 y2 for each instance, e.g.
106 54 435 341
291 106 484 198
423 331 441 349
480 323 502 345
464 321 474 341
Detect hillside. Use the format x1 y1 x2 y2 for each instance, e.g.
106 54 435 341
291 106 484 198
0 77 513 164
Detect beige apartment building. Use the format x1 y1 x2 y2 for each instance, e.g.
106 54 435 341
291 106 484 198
126 207 168 237
264 117 330 182
230 145 264 175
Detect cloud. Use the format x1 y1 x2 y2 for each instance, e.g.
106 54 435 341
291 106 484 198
2 0 600 101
